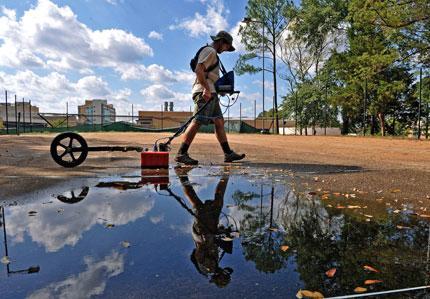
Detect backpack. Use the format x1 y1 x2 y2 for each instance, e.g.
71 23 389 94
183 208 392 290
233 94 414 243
190 45 220 73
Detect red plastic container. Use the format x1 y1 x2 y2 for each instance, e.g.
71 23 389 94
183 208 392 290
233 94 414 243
141 151 169 169
141 169 169 188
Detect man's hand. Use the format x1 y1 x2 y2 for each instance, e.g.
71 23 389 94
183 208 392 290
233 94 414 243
202 88 212 101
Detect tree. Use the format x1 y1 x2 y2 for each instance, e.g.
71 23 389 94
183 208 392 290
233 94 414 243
236 0 293 134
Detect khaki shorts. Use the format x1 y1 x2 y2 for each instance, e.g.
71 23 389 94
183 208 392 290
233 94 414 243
192 92 224 125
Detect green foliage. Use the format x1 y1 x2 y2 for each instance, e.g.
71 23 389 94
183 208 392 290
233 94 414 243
274 0 429 136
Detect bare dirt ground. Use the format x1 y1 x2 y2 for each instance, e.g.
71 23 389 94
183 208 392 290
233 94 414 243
1 132 429 208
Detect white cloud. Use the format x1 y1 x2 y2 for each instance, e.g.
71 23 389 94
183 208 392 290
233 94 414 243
148 30 163 40
117 63 194 85
0 0 153 78
230 21 247 53
169 0 229 37
0 70 127 113
140 84 190 109
28 252 125 299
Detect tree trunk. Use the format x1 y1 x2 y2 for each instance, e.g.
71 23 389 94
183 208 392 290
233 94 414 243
378 112 386 136
272 32 279 134
341 112 349 135
305 127 308 136
370 115 376 135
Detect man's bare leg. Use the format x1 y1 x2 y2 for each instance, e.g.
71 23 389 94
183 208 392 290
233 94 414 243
214 118 227 144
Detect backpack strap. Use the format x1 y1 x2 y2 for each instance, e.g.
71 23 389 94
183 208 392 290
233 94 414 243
197 45 225 74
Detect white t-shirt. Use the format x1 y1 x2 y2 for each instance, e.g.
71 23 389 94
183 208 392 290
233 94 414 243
191 46 220 94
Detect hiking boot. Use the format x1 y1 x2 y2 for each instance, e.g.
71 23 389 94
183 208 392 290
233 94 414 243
175 153 199 165
224 151 245 163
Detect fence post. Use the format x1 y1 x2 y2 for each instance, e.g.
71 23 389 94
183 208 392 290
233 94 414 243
17 112 20 135
282 116 285 135
29 100 32 132
254 99 256 129
5 90 9 134
22 97 25 133
239 102 242 133
66 102 69 129
14 95 17 132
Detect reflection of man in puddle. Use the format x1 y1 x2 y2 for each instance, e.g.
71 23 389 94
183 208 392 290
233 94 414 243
174 166 233 288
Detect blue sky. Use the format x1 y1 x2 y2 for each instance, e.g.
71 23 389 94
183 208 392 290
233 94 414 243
0 0 282 117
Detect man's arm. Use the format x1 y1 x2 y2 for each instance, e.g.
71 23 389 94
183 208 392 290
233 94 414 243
195 63 212 101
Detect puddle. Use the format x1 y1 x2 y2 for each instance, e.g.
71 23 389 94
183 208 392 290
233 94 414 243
0 166 429 298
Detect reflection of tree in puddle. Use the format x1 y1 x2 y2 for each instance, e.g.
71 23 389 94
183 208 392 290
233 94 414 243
236 185 290 273
234 184 430 296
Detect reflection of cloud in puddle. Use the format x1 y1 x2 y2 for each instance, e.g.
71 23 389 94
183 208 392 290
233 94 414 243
28 251 124 299
150 214 164 224
6 191 154 252
169 218 194 235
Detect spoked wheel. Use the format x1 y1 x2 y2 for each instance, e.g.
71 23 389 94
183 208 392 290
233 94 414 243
57 187 89 204
50 132 88 168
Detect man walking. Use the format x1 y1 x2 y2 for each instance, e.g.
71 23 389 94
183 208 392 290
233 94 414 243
175 30 246 165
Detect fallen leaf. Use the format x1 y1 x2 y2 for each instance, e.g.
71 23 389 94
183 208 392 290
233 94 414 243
281 245 289 252
325 268 336 278
105 224 115 229
347 205 361 209
363 265 380 273
364 279 383 285
296 289 324 298
354 287 367 293
363 214 373 218
396 225 411 229
333 192 341 196
1 256 10 264
391 189 401 193
393 209 401 214
121 241 130 248
336 205 346 209
419 214 430 218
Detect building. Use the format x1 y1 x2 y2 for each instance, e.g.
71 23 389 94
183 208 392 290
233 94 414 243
138 111 193 129
78 99 116 125
0 102 41 128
